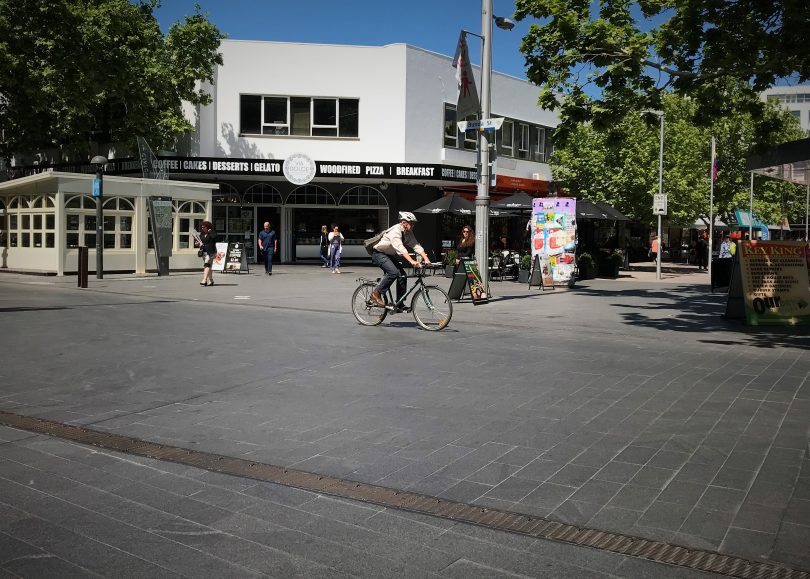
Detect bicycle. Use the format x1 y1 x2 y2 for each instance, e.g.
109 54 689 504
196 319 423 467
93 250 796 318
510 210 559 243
351 263 452 331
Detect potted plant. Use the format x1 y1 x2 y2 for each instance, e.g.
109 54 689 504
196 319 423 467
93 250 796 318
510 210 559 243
518 254 532 283
577 253 595 280
595 251 623 277
444 249 457 277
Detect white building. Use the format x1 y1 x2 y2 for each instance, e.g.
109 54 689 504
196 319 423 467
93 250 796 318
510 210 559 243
3 40 558 271
761 85 810 134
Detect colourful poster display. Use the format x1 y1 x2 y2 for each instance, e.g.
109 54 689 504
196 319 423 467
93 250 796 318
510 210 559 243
530 197 577 285
737 240 810 325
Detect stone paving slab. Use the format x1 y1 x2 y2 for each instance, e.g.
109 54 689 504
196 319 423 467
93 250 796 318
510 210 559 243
0 433 726 578
1 268 808 572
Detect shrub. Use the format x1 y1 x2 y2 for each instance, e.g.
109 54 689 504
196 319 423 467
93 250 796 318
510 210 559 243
519 254 532 270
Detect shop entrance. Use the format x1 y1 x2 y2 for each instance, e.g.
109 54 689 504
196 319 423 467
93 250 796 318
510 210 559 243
255 207 281 264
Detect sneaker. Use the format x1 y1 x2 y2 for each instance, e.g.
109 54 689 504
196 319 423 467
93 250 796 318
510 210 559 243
335 268 341 274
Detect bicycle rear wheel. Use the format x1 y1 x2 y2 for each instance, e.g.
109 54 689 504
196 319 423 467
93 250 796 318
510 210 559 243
351 282 388 326
411 285 452 331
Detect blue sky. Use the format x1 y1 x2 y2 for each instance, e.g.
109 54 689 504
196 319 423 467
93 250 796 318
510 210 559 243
155 0 534 80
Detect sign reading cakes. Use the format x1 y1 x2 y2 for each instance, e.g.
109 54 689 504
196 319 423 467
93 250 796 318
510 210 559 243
283 153 316 185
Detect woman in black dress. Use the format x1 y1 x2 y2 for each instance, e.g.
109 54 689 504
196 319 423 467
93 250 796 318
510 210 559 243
456 226 475 262
319 225 329 268
195 221 217 286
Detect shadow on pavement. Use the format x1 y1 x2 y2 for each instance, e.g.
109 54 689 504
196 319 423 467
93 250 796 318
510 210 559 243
572 284 810 350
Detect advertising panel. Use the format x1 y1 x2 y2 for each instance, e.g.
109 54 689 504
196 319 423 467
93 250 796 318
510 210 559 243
530 198 577 285
738 240 810 325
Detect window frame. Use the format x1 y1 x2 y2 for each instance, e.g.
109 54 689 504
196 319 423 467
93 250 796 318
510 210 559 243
241 95 359 138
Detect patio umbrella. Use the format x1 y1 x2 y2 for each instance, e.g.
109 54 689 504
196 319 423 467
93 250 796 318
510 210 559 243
413 194 476 216
490 191 536 211
573 200 629 221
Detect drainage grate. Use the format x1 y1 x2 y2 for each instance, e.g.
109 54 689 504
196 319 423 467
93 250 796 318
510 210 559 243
1 410 806 579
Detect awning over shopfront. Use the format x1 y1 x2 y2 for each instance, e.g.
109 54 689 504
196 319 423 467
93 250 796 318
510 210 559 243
576 199 629 221
747 137 810 186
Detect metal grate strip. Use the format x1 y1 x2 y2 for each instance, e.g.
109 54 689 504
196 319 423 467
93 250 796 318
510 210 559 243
1 410 807 579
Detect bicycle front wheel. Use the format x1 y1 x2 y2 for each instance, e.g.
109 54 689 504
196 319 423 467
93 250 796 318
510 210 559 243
352 282 388 326
411 285 452 331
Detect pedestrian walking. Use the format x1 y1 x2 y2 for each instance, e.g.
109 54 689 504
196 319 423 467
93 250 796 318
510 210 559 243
328 225 344 273
319 225 329 268
195 221 217 286
650 234 660 265
258 222 277 275
696 234 708 270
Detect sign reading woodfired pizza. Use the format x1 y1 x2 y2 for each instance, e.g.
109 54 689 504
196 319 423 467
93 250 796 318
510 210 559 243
738 240 810 325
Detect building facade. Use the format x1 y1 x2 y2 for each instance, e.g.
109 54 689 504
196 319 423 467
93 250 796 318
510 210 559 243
761 85 810 135
4 40 558 269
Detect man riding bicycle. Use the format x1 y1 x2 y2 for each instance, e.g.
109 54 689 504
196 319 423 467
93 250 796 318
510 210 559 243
369 211 432 307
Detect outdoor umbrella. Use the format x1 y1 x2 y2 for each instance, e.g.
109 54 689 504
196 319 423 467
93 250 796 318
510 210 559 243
576 199 613 220
490 191 536 211
413 194 476 216
413 194 512 217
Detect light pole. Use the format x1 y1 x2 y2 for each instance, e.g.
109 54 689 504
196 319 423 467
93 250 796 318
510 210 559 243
474 0 514 290
90 155 107 279
643 111 665 280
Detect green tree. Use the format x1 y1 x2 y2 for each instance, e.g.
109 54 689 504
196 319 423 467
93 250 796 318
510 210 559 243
552 91 804 225
514 0 810 142
0 0 224 161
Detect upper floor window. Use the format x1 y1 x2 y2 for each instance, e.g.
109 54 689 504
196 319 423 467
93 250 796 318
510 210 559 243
240 95 359 138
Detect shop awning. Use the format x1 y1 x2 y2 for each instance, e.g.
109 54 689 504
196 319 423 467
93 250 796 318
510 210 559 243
746 137 810 186
576 199 629 221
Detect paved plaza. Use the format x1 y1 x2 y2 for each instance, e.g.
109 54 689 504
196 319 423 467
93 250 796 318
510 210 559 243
0 263 808 578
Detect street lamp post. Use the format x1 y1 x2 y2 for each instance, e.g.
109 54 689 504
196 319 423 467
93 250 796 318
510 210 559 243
643 111 665 280
474 0 514 290
90 155 107 279
656 113 664 281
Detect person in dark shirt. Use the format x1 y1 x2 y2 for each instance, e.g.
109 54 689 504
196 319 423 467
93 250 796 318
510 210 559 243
456 226 475 262
195 221 217 286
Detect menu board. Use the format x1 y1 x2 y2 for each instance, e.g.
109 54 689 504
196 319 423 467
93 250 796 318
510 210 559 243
224 242 247 272
531 198 577 286
737 240 810 325
462 259 489 305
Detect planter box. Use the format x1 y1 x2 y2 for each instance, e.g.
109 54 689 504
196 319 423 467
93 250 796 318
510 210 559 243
578 264 594 280
445 265 454 278
518 269 530 283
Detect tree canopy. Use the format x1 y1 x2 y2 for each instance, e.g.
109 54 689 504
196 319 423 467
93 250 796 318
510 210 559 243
551 90 805 226
514 0 810 142
0 0 224 162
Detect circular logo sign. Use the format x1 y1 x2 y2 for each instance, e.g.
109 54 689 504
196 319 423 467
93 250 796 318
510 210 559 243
283 153 316 185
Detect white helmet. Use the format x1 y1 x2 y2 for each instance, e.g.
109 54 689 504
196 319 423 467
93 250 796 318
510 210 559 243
398 211 418 223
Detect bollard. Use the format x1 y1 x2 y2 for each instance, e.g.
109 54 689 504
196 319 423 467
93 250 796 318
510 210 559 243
78 246 88 288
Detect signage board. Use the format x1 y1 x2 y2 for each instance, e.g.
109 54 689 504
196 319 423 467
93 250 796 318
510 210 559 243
462 259 489 305
224 242 248 272
283 153 316 185
457 117 505 132
530 197 577 286
653 194 667 215
147 197 173 259
92 177 101 197
737 240 810 325
211 242 229 272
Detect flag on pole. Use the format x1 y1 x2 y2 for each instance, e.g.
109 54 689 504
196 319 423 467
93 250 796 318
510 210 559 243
452 31 480 120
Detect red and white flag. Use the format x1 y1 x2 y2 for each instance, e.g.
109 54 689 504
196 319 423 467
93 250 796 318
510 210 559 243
452 31 480 119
